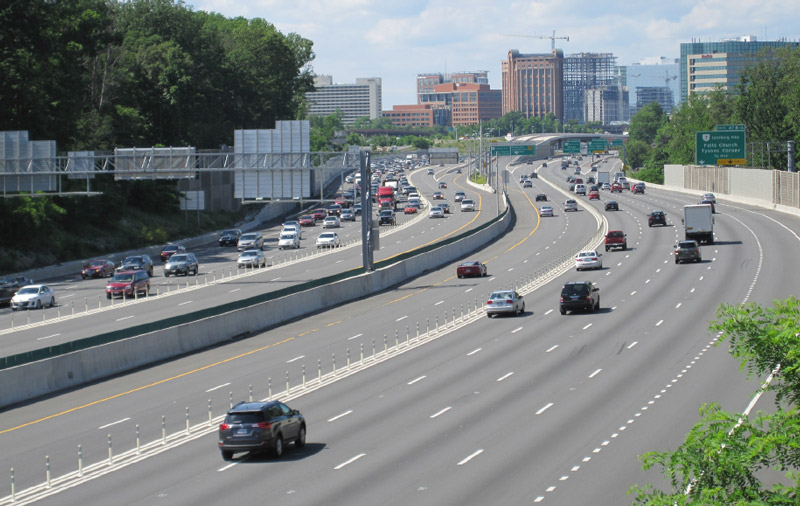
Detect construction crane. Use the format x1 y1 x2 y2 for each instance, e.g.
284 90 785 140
506 30 570 51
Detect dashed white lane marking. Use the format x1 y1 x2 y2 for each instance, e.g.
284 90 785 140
435 300 444 306
546 345 559 352
60 294 75 299
675 302 682 309
630 290 637 296
116 315 134 321
699 276 704 281
457 449 484 466
645 279 650 284
286 355 304 363
690 288 696 293
270 277 282 281
178 300 193 306
583 323 592 330
335 453 366 470
656 320 664 326
511 327 523 334
467 348 482 356
536 403 554 415
497 372 514 382
328 410 353 422
589 369 602 378
37 333 61 341
396 315 408 322
408 375 426 385
430 406 452 418
228 288 241 293
465 288 473 293
488 277 496 281
218 461 238 472
98 417 130 430
205 383 230 393
627 341 638 349
348 333 362 341
544 309 553 315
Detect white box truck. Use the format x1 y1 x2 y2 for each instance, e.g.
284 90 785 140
597 171 610 186
683 204 714 244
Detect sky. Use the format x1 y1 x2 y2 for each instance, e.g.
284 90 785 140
191 0 800 109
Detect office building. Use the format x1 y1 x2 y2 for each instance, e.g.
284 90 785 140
417 71 489 104
382 104 437 128
623 57 680 116
384 82 501 127
563 53 616 122
680 36 799 102
633 87 674 116
585 87 629 124
501 49 563 120
306 76 382 126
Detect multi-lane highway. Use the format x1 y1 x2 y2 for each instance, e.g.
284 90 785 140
1 155 798 505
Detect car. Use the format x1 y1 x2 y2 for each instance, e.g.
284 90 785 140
438 181 447 189
322 216 341 228
454 191 466 202
237 249 267 268
485 290 525 317
699 199 716 213
588 190 600 200
432 191 444 200
81 259 115 279
564 199 578 212
535 194 547 202
569 183 576 192
341 210 356 221
604 230 627 251
566 176 574 183
9 284 55 310
575 250 603 271
648 211 667 227
106 270 150 299
429 207 444 218
237 232 264 252
282 224 302 240
632 183 645 194
218 229 242 247
601 182 611 190
407 197 422 209
164 252 199 276
404 204 418 214
427 168 434 175
587 176 595 184
378 209 396 225
457 261 487 278
574 168 581 174
345 175 354 183
560 281 600 314
438 202 451 214
353 204 362 215
610 182 622 193
316 231 341 248
523 179 533 188
539 206 554 217
675 240 702 263
703 192 716 203
160 244 186 262
327 204 343 216
574 184 586 196
529 172 538 179
311 208 327 221
605 200 619 211
542 162 547 167
299 215 315 227
117 255 154 277
621 181 631 191
218 400 306 461
278 231 300 249
460 199 475 212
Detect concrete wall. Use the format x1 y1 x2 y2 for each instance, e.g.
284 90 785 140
730 167 773 203
0 200 514 408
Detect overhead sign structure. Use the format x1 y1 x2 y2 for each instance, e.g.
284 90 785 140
490 144 536 156
563 140 581 154
588 139 607 153
610 139 623 146
696 130 746 166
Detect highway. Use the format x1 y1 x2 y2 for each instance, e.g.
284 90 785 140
1 155 798 505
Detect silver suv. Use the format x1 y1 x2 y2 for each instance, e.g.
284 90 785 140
164 252 199 277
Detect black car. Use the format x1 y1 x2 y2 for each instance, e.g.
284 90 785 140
560 281 600 314
648 211 667 227
218 229 242 247
218 401 306 460
535 194 547 202
117 255 154 277
0 277 33 305
605 201 619 211
633 183 645 194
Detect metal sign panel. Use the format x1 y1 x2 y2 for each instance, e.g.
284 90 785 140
233 169 312 199
491 144 535 156
715 124 746 131
114 147 197 180
563 140 581 153
588 139 607 153
179 190 205 210
695 131 746 165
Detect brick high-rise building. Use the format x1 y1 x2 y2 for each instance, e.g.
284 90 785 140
501 49 563 121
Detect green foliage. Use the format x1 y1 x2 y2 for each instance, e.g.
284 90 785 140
470 173 488 184
629 103 666 144
625 139 651 169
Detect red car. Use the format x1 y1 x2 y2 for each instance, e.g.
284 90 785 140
105 270 150 299
311 208 327 221
81 259 115 279
610 182 622 193
160 244 186 262
588 190 600 200
404 204 418 214
457 261 487 278
299 215 315 226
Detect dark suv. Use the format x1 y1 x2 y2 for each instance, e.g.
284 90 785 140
218 229 242 247
674 240 701 263
560 281 600 314
164 252 199 277
218 401 306 461
378 209 396 225
117 255 154 277
648 211 667 227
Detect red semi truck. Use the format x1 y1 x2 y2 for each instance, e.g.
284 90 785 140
377 186 395 209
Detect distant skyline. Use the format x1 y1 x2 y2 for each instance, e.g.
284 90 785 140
191 0 800 110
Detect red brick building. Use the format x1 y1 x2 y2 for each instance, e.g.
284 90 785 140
384 81 501 128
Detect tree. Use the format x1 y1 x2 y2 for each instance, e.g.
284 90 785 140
629 103 666 145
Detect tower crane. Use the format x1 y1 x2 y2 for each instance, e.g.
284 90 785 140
506 30 569 51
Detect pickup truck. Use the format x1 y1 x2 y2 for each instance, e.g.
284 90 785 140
604 230 627 251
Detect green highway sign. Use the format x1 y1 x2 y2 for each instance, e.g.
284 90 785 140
610 139 623 146
588 139 607 152
491 144 536 156
715 124 746 131
563 140 581 153
696 130 746 165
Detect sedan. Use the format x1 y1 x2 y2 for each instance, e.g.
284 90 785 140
601 182 611 190
322 216 340 228
457 261 487 278
539 206 554 217
588 190 600 200
81 259 115 279
277 232 300 249
160 244 186 262
438 181 447 189
703 192 716 203
454 191 466 202
432 191 444 200
316 232 341 248
237 233 264 252
298 215 315 227
341 210 356 221
523 179 533 188
237 249 267 268
460 199 475 212
0 276 34 304
605 201 619 211
485 290 525 317
311 208 327 221
10 284 55 310
438 202 451 214
575 250 603 271
404 204 419 214
535 194 547 202
429 207 444 219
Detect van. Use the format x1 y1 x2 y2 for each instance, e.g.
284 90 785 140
574 184 586 196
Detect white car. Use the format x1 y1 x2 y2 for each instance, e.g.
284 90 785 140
601 182 611 190
408 192 420 199
237 249 267 268
429 207 444 218
454 191 466 202
282 224 302 239
564 199 578 212
278 232 300 249
316 232 341 248
10 284 55 310
460 199 475 212
575 250 603 271
322 216 340 228
539 206 554 217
